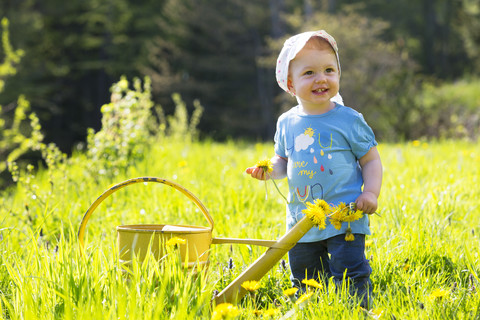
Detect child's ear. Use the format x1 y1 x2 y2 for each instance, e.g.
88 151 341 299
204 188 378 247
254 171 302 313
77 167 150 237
287 78 295 94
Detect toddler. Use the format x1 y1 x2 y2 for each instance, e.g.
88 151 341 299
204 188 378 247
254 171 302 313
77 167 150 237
246 30 383 308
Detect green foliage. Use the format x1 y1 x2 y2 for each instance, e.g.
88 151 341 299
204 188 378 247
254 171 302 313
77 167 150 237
0 18 45 184
1 0 165 148
86 76 155 176
458 0 480 73
0 96 44 174
335 0 473 78
0 18 24 91
164 93 204 141
412 79 480 139
3 2 480 145
85 76 204 178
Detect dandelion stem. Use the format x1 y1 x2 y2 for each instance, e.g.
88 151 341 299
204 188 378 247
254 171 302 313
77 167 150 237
264 179 268 200
266 172 289 203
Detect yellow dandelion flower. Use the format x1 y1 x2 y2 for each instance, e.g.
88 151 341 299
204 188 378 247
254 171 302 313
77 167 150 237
430 288 449 300
412 140 421 147
166 237 186 246
302 279 323 289
369 308 385 318
253 309 263 316
241 280 261 292
334 202 348 215
295 292 314 305
342 209 364 222
303 199 330 229
255 158 289 203
345 234 355 241
329 203 345 228
345 228 355 241
330 218 343 230
283 287 299 296
211 303 240 320
255 158 273 173
344 210 363 222
178 160 188 167
365 239 374 248
338 203 363 222
328 202 364 231
263 308 280 317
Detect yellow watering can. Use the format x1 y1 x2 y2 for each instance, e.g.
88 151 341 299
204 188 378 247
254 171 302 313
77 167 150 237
78 177 316 304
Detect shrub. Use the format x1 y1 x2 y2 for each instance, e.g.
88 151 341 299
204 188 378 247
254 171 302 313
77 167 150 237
85 76 204 177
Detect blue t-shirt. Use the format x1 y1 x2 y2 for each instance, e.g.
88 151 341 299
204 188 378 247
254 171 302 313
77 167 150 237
274 103 377 242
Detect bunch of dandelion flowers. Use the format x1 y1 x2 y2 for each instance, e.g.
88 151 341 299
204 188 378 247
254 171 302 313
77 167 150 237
302 199 331 230
329 202 364 241
255 158 288 203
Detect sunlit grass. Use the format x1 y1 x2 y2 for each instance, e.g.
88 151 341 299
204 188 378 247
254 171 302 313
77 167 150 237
1 139 479 319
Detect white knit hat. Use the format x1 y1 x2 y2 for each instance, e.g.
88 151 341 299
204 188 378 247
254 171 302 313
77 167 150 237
276 30 343 104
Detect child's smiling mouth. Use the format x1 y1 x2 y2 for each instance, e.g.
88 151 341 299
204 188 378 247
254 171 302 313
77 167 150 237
313 88 328 94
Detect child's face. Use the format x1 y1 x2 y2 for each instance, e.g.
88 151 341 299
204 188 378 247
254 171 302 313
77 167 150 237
288 39 340 114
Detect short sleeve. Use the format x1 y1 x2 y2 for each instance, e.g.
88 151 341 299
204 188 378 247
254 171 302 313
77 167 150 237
350 113 377 159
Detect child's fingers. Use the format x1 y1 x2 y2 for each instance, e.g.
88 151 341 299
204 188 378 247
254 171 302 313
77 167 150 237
355 199 376 214
251 167 264 180
245 167 255 174
245 167 266 180
245 166 260 176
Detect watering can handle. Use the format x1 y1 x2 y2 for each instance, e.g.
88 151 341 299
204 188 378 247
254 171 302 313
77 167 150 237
77 177 214 249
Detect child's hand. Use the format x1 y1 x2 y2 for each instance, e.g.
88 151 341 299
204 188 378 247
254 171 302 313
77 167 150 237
245 155 287 181
245 166 269 180
355 191 378 214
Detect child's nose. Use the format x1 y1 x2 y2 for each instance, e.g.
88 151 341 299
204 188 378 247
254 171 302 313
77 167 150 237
315 75 326 83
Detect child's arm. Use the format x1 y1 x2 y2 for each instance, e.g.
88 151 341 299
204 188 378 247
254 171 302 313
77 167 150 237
245 155 287 180
356 146 383 214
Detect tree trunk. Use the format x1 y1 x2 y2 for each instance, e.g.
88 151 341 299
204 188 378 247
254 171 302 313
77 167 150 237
269 0 285 39
423 0 436 74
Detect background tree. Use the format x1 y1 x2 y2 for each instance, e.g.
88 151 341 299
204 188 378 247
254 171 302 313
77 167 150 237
1 0 479 151
335 0 471 79
143 0 276 139
457 0 480 75
1 0 163 150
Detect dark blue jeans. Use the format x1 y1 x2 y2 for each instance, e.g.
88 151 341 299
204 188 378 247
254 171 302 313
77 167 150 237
288 234 372 308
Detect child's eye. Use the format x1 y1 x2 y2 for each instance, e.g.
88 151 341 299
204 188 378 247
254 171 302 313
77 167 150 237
303 71 314 76
326 68 335 73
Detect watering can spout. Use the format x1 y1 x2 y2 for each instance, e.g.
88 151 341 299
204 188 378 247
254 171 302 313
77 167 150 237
211 237 284 248
214 215 315 305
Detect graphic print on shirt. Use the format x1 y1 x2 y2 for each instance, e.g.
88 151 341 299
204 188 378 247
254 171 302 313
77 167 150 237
292 127 333 203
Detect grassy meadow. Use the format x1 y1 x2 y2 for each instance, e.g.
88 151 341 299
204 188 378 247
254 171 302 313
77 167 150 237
0 138 479 319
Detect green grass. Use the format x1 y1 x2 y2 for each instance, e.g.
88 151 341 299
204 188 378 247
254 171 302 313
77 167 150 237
1 139 479 319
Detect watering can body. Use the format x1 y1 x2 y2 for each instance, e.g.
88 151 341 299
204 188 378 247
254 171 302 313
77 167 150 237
78 177 215 270
117 224 212 269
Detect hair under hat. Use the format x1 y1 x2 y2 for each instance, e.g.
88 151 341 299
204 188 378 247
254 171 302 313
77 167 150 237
276 30 343 104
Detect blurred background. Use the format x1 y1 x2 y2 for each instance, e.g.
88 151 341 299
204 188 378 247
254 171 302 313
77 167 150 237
1 0 479 152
